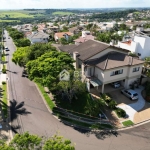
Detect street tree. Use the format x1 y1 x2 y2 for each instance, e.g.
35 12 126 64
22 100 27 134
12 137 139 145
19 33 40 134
10 132 42 150
0 132 75 150
12 43 56 67
26 51 74 90
43 134 75 150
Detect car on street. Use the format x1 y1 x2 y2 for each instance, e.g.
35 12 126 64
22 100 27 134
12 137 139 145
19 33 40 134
121 89 138 100
111 81 121 88
5 46 9 51
22 69 28 77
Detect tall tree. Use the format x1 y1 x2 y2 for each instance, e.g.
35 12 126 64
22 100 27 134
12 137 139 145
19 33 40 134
26 51 74 90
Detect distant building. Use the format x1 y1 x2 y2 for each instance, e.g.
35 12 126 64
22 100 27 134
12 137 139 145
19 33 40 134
54 32 73 41
27 32 49 44
118 33 150 59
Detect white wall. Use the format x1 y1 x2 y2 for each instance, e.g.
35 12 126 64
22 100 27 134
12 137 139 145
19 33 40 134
30 38 48 44
94 67 104 82
118 41 138 52
134 36 150 59
103 66 128 84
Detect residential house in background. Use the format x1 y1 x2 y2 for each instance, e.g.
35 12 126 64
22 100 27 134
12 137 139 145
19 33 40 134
69 26 84 35
118 33 150 59
27 31 50 44
59 40 144 93
54 32 73 41
74 31 95 45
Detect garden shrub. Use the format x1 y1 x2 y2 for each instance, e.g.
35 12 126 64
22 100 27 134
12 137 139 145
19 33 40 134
2 81 6 84
115 108 126 118
2 68 6 74
108 100 117 109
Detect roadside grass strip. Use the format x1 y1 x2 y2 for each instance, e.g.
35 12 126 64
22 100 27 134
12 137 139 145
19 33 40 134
1 83 7 118
122 120 134 127
36 82 55 110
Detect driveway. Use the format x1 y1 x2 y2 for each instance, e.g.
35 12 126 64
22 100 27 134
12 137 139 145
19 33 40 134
116 86 145 121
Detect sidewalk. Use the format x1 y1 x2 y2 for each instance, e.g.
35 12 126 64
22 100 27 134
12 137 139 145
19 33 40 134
0 64 11 143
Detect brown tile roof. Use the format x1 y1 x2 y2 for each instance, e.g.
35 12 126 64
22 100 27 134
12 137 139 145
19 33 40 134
58 44 77 52
55 32 73 39
68 40 110 61
84 52 144 70
74 35 95 43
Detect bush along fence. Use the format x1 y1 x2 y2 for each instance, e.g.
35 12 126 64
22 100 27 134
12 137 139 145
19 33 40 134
100 93 127 118
52 106 113 130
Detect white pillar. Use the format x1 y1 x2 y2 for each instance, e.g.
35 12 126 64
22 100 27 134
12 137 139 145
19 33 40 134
102 84 104 93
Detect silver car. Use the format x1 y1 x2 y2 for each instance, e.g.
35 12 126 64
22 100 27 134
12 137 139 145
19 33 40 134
121 89 138 100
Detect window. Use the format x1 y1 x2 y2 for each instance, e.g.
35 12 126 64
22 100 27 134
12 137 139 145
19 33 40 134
133 67 140 72
110 69 123 76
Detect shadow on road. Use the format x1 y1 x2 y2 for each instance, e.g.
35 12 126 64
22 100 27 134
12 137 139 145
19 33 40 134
6 70 18 74
73 126 120 140
0 99 31 134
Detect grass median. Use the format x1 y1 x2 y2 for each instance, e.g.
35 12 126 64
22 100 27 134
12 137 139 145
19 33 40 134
36 82 55 110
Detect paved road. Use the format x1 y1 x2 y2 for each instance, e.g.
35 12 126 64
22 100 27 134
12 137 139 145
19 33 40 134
3 30 150 150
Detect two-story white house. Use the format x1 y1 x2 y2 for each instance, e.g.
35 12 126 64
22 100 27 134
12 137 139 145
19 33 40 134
118 33 150 59
59 40 144 93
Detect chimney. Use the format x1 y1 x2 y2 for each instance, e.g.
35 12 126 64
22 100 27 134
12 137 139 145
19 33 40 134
73 52 79 69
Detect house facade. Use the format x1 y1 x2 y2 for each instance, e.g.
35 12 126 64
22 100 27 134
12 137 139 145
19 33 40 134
59 40 144 93
118 33 150 59
27 32 49 44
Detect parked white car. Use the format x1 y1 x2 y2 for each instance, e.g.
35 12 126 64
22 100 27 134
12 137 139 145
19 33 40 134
121 89 138 100
111 81 121 88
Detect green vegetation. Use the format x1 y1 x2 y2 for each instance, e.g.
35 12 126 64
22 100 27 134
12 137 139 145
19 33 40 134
128 52 138 57
91 9 136 21
0 11 34 18
0 132 75 150
52 11 74 15
122 120 134 126
144 81 150 102
115 108 126 118
36 82 55 110
1 83 7 118
0 19 20 22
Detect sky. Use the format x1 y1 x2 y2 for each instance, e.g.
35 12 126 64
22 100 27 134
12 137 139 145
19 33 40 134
0 0 150 9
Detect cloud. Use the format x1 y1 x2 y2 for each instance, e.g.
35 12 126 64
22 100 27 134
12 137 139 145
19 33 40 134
0 0 150 9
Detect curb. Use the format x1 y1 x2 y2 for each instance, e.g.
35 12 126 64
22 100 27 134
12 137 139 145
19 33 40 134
34 83 61 121
117 118 150 131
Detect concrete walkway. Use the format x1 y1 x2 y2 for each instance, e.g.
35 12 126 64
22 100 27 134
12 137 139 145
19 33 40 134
118 86 145 121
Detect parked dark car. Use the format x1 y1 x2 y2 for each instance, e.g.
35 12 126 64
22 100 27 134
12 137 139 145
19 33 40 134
22 69 28 77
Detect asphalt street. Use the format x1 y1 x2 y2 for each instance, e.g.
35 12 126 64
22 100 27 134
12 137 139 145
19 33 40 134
3 30 150 150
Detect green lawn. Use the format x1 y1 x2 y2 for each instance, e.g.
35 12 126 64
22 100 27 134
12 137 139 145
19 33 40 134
2 54 5 61
54 91 104 118
0 20 20 22
122 120 134 127
36 83 55 110
52 11 74 15
0 11 34 18
1 83 7 118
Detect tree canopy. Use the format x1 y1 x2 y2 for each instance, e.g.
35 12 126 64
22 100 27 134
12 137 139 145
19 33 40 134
26 51 74 89
12 43 56 67
0 132 75 150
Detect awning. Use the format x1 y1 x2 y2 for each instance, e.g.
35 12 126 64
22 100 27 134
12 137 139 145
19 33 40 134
90 78 102 87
